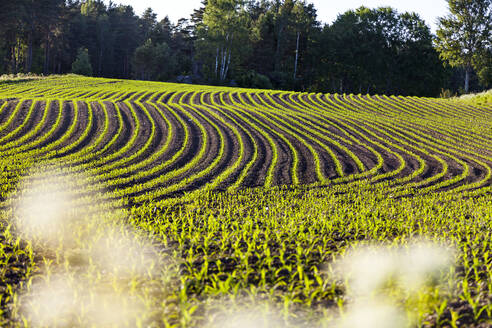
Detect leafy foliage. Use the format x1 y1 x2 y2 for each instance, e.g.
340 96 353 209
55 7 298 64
1 1 490 95
133 39 174 80
71 47 93 76
315 7 446 96
436 0 492 92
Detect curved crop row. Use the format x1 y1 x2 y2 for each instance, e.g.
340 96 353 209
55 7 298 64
0 76 490 204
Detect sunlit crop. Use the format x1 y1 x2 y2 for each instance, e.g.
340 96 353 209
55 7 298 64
0 75 490 327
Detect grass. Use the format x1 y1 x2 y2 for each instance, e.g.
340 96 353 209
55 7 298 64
458 89 492 107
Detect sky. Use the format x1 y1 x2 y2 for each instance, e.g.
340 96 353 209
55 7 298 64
111 0 449 32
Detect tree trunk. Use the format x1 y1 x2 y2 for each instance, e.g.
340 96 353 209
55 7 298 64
125 52 130 78
220 46 229 82
220 48 225 81
464 66 470 93
221 34 233 82
16 40 21 73
274 25 284 72
26 24 33 72
7 45 13 74
215 47 219 78
99 47 103 76
224 49 231 81
123 53 127 77
12 45 17 74
293 31 300 80
44 37 50 75
223 49 228 81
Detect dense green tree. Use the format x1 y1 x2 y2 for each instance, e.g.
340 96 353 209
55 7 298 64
72 47 93 76
133 39 174 81
107 4 140 78
80 0 113 76
0 0 28 73
0 0 486 96
314 7 445 96
245 0 318 89
436 0 492 93
196 0 250 82
247 2 276 75
133 39 157 80
139 8 158 41
171 18 195 76
473 49 492 88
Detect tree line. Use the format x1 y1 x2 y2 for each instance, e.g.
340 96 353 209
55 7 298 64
0 0 490 96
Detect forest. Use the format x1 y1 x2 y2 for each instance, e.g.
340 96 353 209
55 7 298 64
0 0 490 96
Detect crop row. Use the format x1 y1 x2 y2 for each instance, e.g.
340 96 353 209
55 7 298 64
0 77 490 206
0 76 491 327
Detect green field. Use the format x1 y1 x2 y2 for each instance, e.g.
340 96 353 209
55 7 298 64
0 75 491 327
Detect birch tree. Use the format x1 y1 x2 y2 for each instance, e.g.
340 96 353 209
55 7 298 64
197 0 250 82
436 0 492 93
